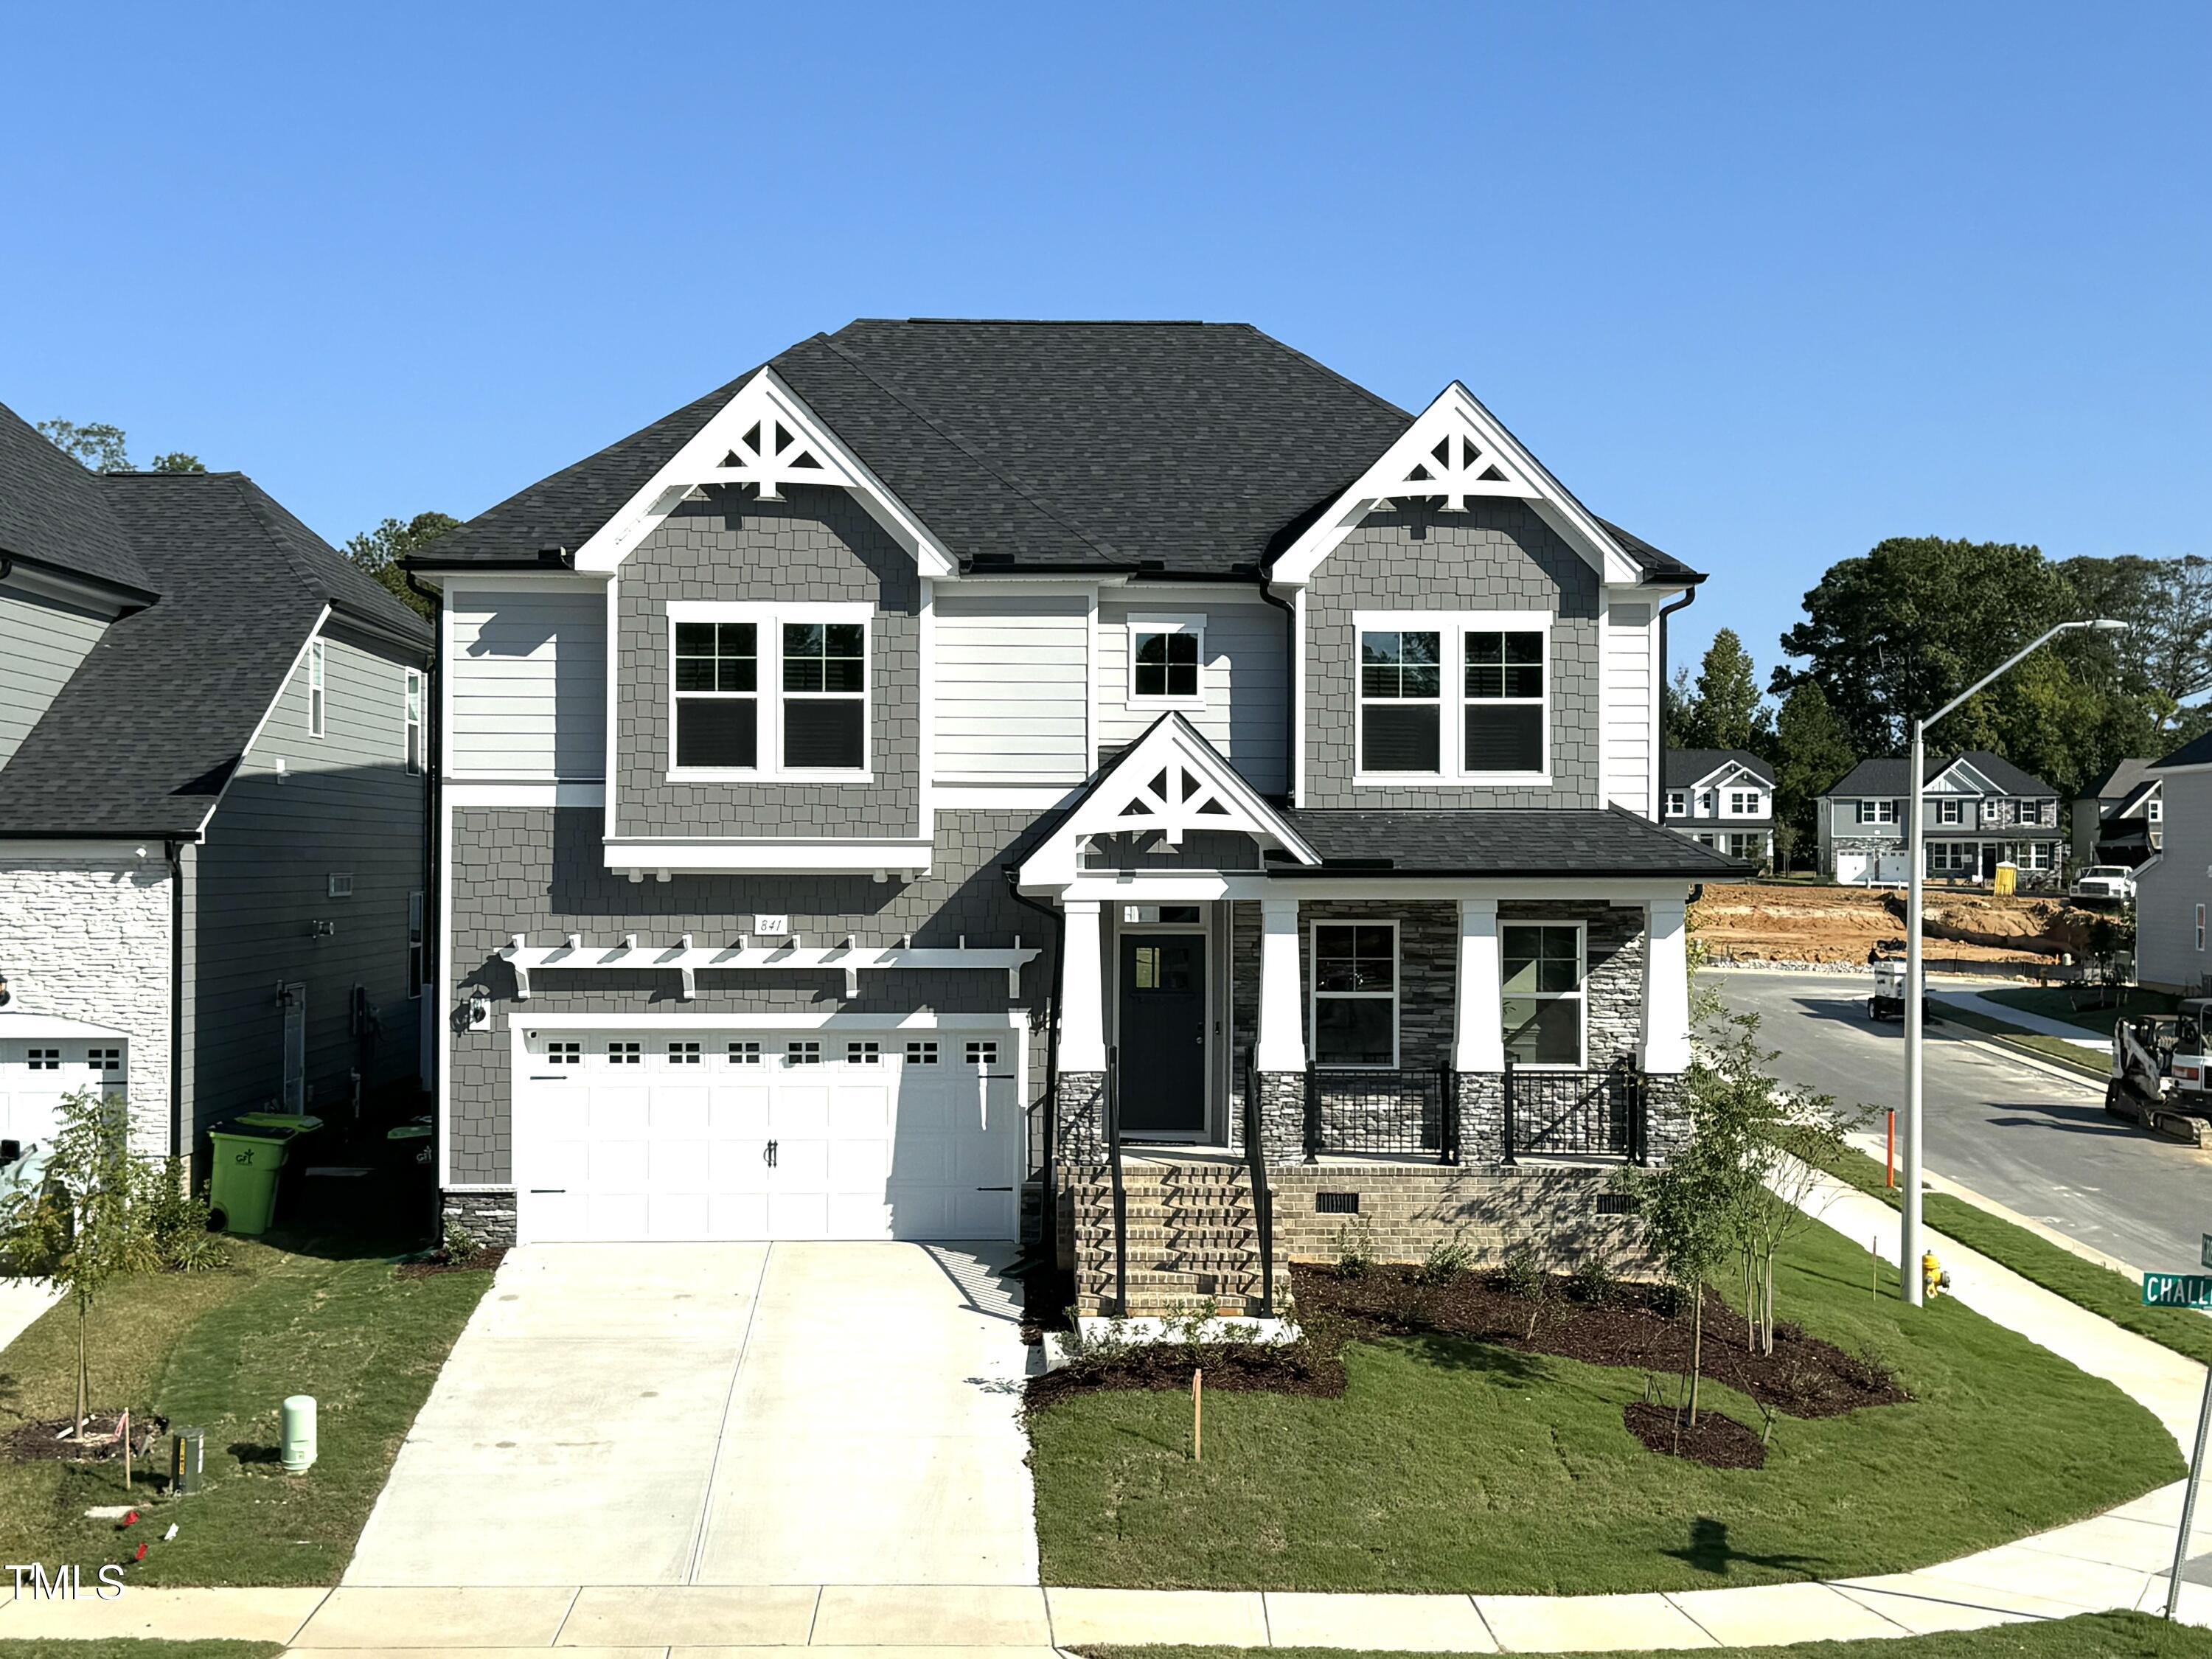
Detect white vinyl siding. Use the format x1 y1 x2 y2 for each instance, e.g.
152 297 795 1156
1601 599 1654 815
931 593 1090 784
1097 600 1286 793
0 588 108 769
448 588 608 779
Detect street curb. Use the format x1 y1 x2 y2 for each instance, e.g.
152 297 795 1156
1928 1012 2110 1091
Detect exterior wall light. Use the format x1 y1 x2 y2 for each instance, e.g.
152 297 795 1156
465 988 491 1032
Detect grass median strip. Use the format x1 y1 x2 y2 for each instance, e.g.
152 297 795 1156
1930 1003 2110 1077
1795 1136 2212 1369
1078 1610 2212 1658
0 1646 284 1659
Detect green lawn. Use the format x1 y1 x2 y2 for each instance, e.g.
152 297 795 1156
1080 1611 2212 1659
1983 984 2179 1039
0 1230 492 1585
0 1646 282 1659
1804 1138 2212 1368
1930 1002 2110 1077
1029 1220 2180 1593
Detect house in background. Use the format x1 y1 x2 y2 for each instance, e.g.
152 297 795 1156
2138 734 2210 993
407 317 1744 1311
0 402 433 1162
1662 748 1773 867
1818 751 2066 886
2073 758 2163 869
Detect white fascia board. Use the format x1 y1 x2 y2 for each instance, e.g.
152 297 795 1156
507 1010 1027 1032
1045 873 1704 904
0 840 165 862
446 782 607 807
441 572 609 596
0 1012 134 1040
602 838 934 874
1270 383 1640 588
196 602 333 837
571 369 956 578
1693 759 1770 792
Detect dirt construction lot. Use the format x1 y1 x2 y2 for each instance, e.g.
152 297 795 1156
1691 881 2071 967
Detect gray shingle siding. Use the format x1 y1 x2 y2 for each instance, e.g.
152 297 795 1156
613 487 919 839
445 806 1052 1185
1303 500 1601 808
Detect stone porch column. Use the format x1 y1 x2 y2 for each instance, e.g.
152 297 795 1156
1054 899 1109 1163
1642 897 1692 1074
1453 896 1506 1162
1253 891 1307 1161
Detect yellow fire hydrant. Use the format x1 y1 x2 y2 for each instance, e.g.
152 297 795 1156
1922 1251 1952 1301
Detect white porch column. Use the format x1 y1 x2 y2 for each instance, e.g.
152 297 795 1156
1453 897 1504 1072
1060 900 1108 1073
1643 897 1692 1072
1253 892 1308 1071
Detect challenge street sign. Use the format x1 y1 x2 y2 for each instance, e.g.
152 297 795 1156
2144 1273 2212 1309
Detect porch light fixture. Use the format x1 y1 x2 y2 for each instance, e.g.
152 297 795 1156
465 987 491 1032
1900 616 2126 1306
0 972 10 1008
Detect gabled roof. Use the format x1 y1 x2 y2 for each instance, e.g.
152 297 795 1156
0 403 152 595
414 319 1700 584
2082 757 2160 800
2111 778 2163 818
0 465 431 838
1664 748 1773 790
1825 750 2059 800
1270 807 1751 877
2154 731 2212 772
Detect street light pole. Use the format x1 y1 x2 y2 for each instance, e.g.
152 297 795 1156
1900 616 2127 1307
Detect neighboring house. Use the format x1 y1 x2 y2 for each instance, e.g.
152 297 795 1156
2073 758 2163 868
2138 732 2212 994
1818 751 2067 886
0 402 433 1163
1663 748 1774 866
408 318 1743 1311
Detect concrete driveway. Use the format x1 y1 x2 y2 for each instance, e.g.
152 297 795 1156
344 1241 1037 1587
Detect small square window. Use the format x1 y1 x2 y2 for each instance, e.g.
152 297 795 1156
905 1040 939 1064
27 1048 60 1071
728 1041 762 1065
787 1040 821 1065
964 1040 999 1067
608 1042 641 1065
327 872 354 898
667 1041 701 1064
846 1040 881 1065
86 1048 122 1073
1132 628 1200 700
548 1041 582 1065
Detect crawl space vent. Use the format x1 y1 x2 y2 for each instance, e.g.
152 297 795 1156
1315 1191 1360 1215
1596 1192 1640 1217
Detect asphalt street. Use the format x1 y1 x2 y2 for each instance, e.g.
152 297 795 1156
1712 967 2212 1276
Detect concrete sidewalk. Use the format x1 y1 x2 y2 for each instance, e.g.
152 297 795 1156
1930 987 2111 1050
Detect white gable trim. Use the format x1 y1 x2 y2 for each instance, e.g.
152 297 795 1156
1271 383 1641 588
1017 713 1321 888
572 369 957 577
1688 758 1773 793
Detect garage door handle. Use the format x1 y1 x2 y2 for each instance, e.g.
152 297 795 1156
763 1138 778 1169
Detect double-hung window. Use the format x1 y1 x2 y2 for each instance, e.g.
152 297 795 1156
1129 616 1204 704
1311 923 1397 1068
1501 923 1585 1067
780 621 866 770
1937 798 1962 826
307 639 326 738
1463 629 1545 773
1728 789 1760 816
1358 632 1441 773
404 669 423 775
1664 790 1687 818
1859 799 1899 826
674 622 759 768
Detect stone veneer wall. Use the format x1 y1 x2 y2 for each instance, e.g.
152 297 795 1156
0 850 173 1155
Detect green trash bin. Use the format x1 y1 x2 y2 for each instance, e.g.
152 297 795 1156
206 1114 322 1237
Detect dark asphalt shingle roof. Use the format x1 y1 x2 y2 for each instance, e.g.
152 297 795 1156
1826 750 2059 801
0 403 152 594
2082 757 2160 800
0 454 431 836
1664 748 1773 789
416 319 1700 584
2154 731 2212 771
1273 807 1750 877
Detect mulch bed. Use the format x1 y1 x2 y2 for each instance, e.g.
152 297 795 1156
396 1246 507 1280
7 1410 167 1464
1027 1334 1346 1412
1624 1400 1767 1469
1020 1256 1077 1347
1294 1264 1907 1421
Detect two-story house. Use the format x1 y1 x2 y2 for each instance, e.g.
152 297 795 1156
2073 758 2163 869
1663 748 1774 867
1818 751 2067 886
0 400 432 1165
408 319 1742 1310
2138 734 2209 993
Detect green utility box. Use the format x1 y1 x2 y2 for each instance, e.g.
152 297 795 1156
206 1113 323 1236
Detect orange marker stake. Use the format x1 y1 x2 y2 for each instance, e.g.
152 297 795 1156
1193 1368 1203 1463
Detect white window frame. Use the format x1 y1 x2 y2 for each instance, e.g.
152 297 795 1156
1352 610 1552 787
404 667 423 775
1727 789 1761 817
666 601 872 782
307 639 326 739
1663 790 1687 818
1937 798 1963 825
1500 918 1587 1071
1308 918 1400 1071
1859 798 1899 825
1125 613 1207 709
2148 796 2163 824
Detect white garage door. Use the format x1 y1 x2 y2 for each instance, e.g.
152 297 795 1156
512 1028 1023 1243
1835 850 1871 885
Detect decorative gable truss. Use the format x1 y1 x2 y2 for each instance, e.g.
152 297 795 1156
1018 713 1321 888
1270 383 1644 587
573 369 957 576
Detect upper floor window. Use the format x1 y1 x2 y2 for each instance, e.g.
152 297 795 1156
1664 790 1687 818
1857 799 1899 825
1463 630 1545 773
1129 616 1203 705
404 668 423 775
1357 630 1441 773
307 639 326 738
2149 796 2164 824
1937 798 1963 825
1728 790 1761 816
669 603 870 779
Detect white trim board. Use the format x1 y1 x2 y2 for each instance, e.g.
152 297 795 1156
504 1011 1028 1032
602 838 934 875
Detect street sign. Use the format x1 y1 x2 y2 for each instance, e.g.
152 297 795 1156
2200 1234 2212 1270
2144 1273 2212 1308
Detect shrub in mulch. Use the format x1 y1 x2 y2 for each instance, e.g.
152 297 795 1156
1026 1329 1346 1413
1292 1262 1906 1421
6 1410 167 1464
397 1246 507 1280
1623 1401 1767 1469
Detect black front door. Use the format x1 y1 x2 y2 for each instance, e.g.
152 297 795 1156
1117 933 1207 1136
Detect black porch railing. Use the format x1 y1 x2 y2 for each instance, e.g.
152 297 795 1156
1104 1046 1130 1316
1301 1064 1460 1164
1502 1058 1647 1163
1240 1058 1276 1318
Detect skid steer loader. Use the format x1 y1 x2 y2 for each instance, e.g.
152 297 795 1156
2107 1000 2212 1144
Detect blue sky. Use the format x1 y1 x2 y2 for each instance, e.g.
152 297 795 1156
7 3 2205 686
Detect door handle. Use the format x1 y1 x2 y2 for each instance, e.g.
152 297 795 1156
764 1138 778 1169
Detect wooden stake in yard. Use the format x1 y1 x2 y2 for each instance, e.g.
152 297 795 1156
119 1409 131 1493
1872 1237 1880 1301
1192 1368 1203 1462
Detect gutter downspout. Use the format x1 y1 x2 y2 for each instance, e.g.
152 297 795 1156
1258 571 1297 809
1004 868 1067 1256
167 838 186 1164
1657 585 1700 818
406 568 443 1243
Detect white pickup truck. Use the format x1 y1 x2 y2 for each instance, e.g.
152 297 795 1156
2072 865 2138 902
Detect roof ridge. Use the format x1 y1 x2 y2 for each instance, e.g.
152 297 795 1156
808 333 1128 567
227 474 328 608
